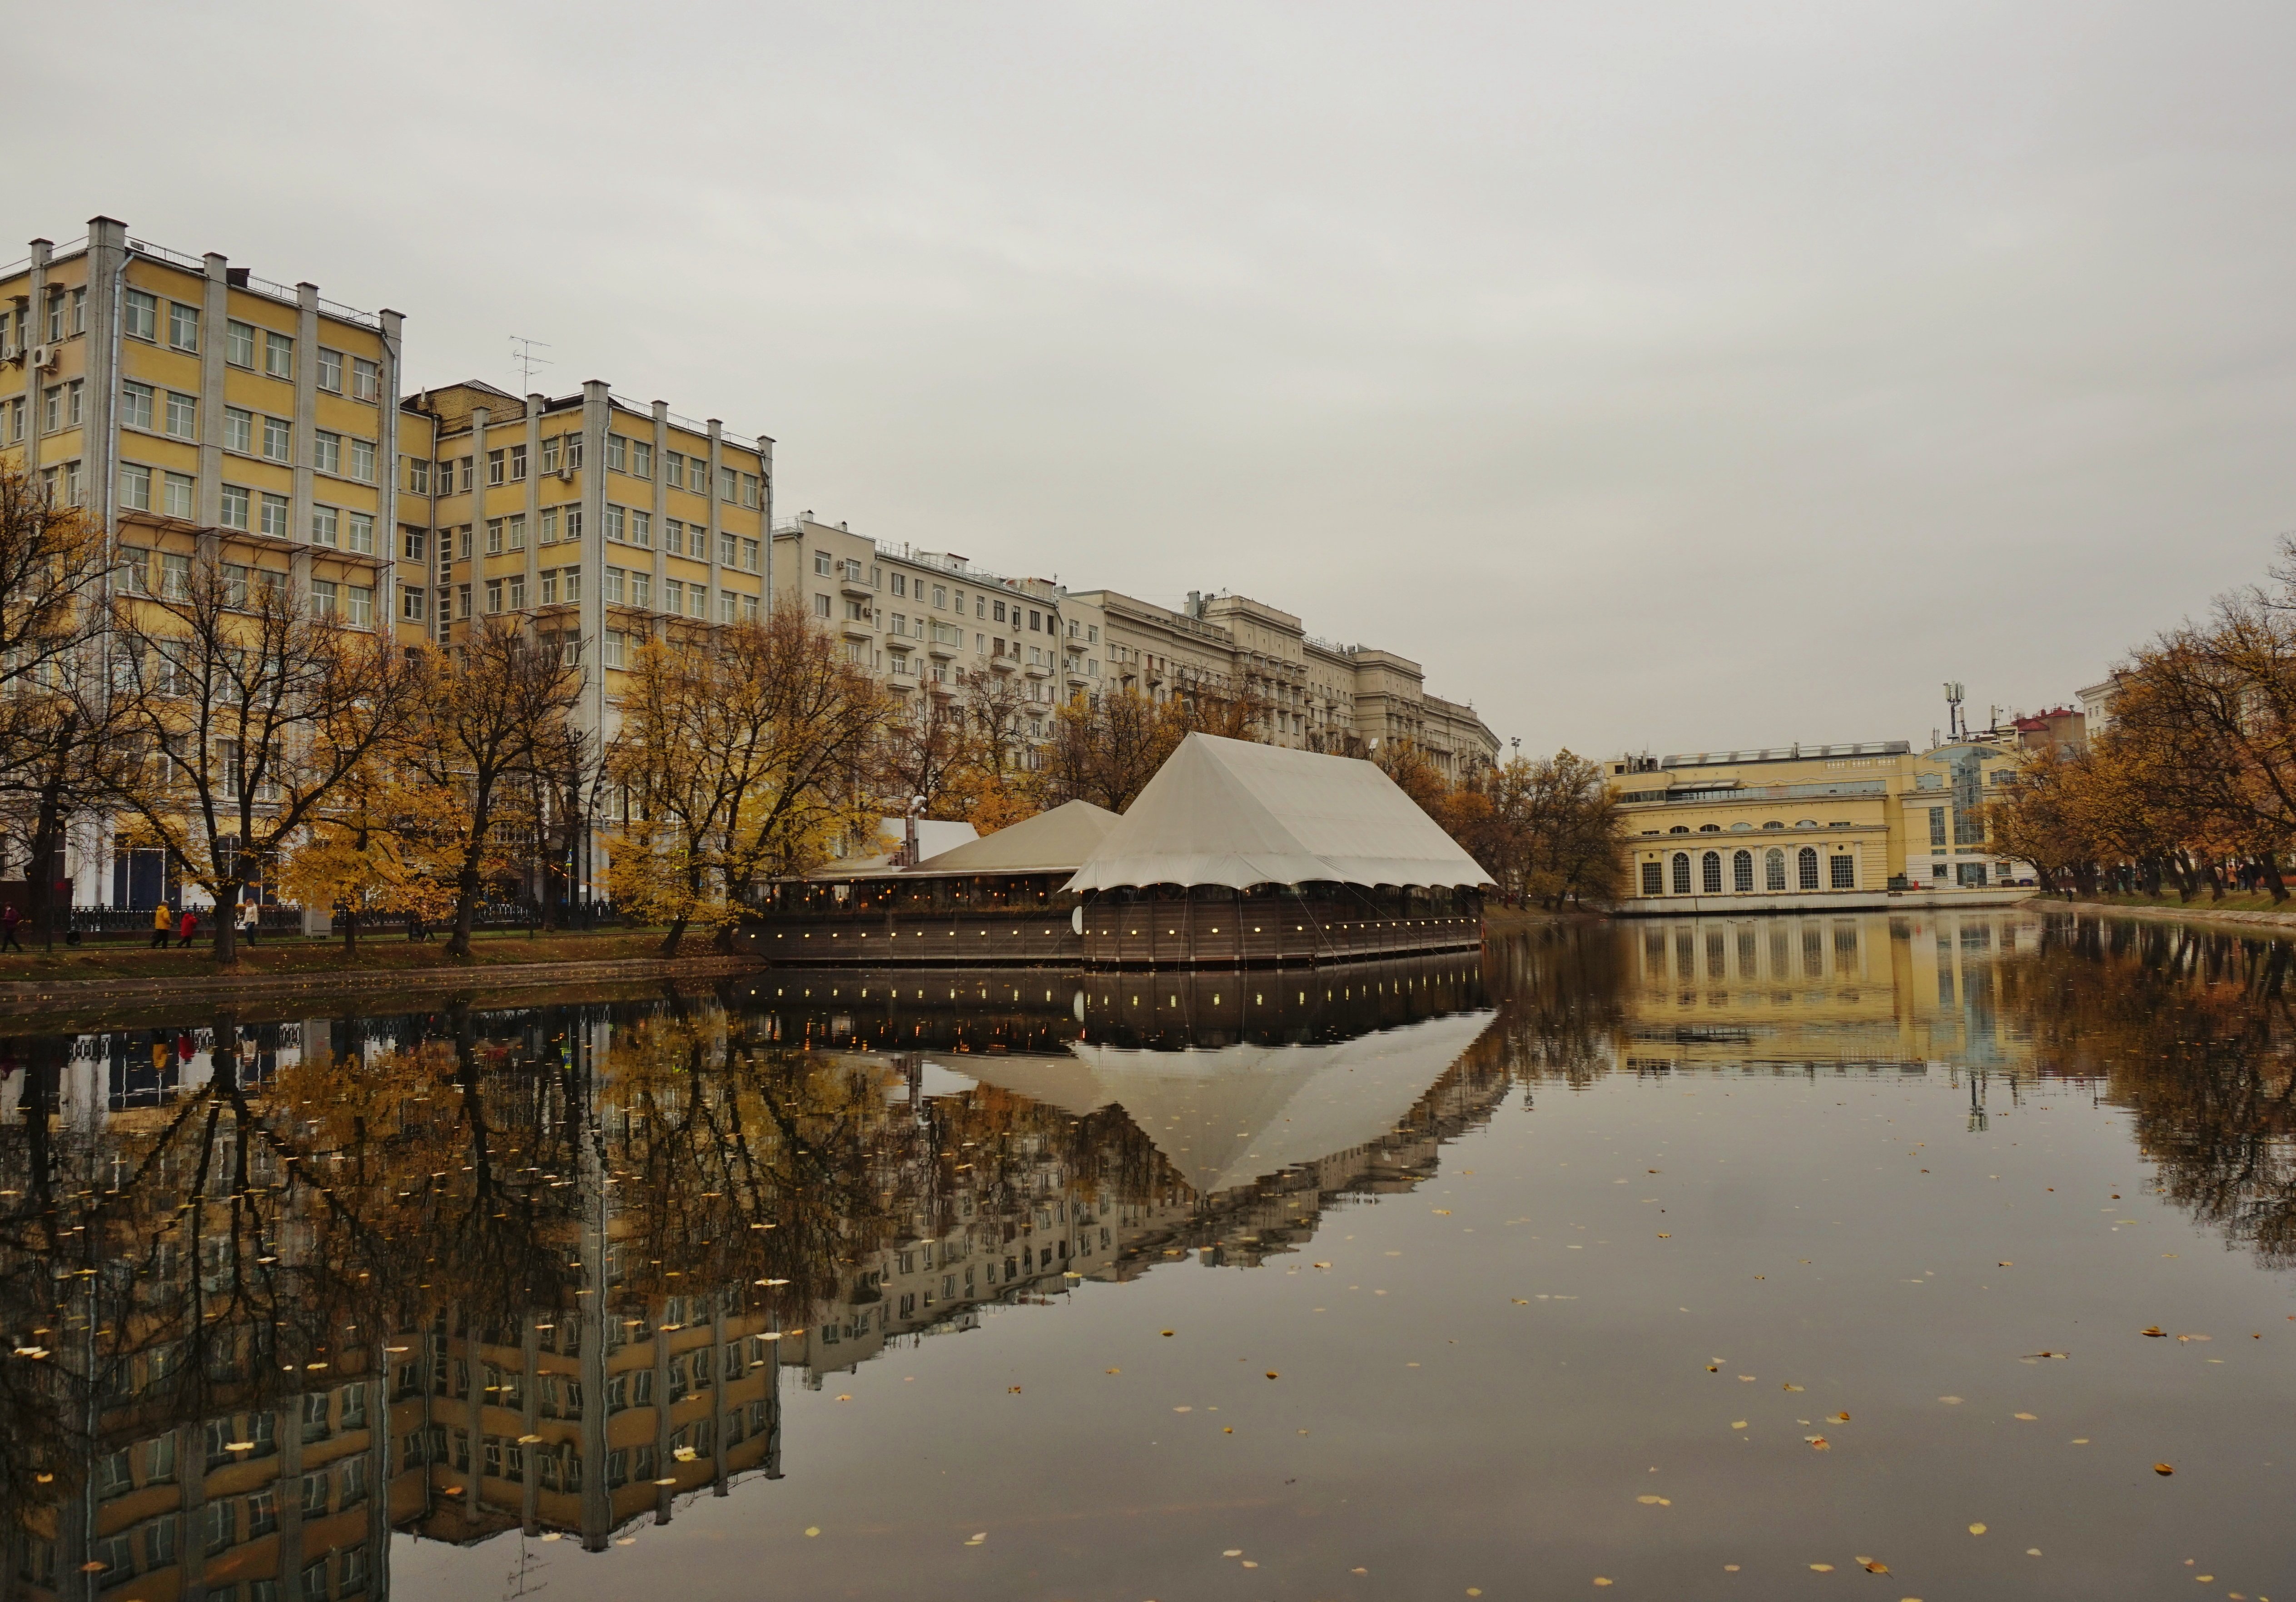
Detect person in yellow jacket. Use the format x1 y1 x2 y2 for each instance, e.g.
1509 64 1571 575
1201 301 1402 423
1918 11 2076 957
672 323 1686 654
150 902 174 949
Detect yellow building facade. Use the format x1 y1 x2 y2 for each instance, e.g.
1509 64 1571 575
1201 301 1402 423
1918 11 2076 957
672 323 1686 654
1607 739 2035 913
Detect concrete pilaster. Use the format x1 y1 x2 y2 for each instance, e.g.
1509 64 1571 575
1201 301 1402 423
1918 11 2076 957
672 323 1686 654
291 283 318 572
198 254 227 527
22 239 48 480
84 218 128 544
378 309 403 642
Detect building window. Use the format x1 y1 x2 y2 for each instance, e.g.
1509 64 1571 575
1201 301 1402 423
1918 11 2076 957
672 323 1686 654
124 288 158 340
224 407 253 453
168 301 199 351
264 329 294 379
540 571 558 606
347 585 373 628
403 587 425 621
631 510 652 548
163 391 198 441
814 549 831 576
743 537 760 572
540 435 561 473
316 348 343 392
407 457 430 494
486 518 503 555
161 552 190 599
403 527 425 561
1670 852 1691 895
313 579 338 618
260 493 291 538
1732 849 1753 892
121 382 154 432
119 462 152 512
603 504 625 542
1700 851 1722 894
507 575 525 609
263 415 291 462
347 512 373 553
506 514 526 551
629 571 651 608
219 484 250 530
719 465 738 500
1830 855 1856 889
1764 847 1786 891
163 472 193 518
226 319 256 367
606 434 627 473
313 431 341 475
1797 847 1819 891
352 356 380 401
488 448 505 486
1640 861 1663 896
1928 806 1946 847
603 567 624 604
814 592 830 617
742 472 760 507
486 579 503 613
631 440 652 478
508 442 527 480
603 630 626 669
352 438 376 483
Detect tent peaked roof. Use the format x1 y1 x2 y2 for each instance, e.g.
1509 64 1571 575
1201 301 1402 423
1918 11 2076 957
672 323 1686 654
911 800 1120 875
1065 733 1494 892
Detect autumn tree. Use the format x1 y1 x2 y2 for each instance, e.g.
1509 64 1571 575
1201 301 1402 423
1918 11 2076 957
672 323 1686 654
0 472 122 941
277 758 456 955
106 555 424 965
607 604 888 955
403 617 584 957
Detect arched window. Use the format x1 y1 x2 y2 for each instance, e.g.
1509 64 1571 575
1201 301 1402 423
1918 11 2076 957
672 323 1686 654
1671 853 1691 895
1830 854 1855 889
1732 849 1754 892
1764 848 1787 891
1668 826 1690 835
1761 821 1785 831
1797 846 1820 890
1701 851 1723 894
1698 823 1721 833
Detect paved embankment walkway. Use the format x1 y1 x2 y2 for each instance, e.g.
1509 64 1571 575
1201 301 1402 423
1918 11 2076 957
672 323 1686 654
2060 898 2296 938
0 952 765 1015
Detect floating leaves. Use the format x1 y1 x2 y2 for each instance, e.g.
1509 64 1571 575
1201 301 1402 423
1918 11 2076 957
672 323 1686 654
1731 1420 1748 1430
1636 1494 1672 1506
1968 1523 1987 1535
1861 1559 1889 1574
2153 1463 2174 1475
965 1532 986 1547
1810 1563 1835 1572
1782 1383 1804 1393
1806 1435 1831 1451
1265 1371 1280 1379
1829 1412 1851 1423
2142 1326 2167 1338
2013 1413 2037 1422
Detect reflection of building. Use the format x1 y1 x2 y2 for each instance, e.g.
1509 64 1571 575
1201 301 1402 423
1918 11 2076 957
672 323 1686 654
2 962 1499 1598
1607 741 2039 912
1612 908 2043 1075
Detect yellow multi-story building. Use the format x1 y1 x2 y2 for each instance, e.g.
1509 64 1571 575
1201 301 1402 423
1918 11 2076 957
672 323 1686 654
1607 737 2036 913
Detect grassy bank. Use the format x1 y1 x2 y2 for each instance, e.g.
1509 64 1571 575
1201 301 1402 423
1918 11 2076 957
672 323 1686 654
1486 903 1604 929
2077 889 2294 915
0 927 698 984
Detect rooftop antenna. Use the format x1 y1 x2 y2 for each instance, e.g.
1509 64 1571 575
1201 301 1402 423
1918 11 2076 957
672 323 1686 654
1943 681 1965 742
509 336 554 393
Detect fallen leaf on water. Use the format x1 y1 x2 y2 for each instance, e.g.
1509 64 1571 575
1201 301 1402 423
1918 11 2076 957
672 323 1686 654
1433 1209 1452 1215
835 1395 853 1403
965 1533 986 1546
1723 1563 1740 1571
2142 1326 2167 1338
1162 1329 1176 1337
1830 1412 1851 1423
1658 1233 1672 1239
1007 1386 1021 1395
1739 1375 1755 1382
1707 1364 1720 1372
2026 1548 2041 1557
1636 1494 1668 1505
1731 1420 1748 1429
2025 1351 2067 1359
1998 1261 2013 1267
1242 1560 1257 1567
1224 1549 1243 1557
1807 1436 1831 1451
1593 1580 1613 1588
1783 1383 1804 1392
1939 1396 1963 1405
653 1476 677 1486
2153 1463 2174 1475
1266 1371 1280 1379
1811 1563 1835 1572
805 1527 822 1537
1968 1523 1987 1535
1105 1368 1121 1375
672 1446 698 1461
1312 1262 1332 1270
2178 1333 2211 1343
1863 1560 1890 1573
1175 1405 1192 1412
2071 1438 2090 1444
1352 1567 1367 1574
1513 1298 1530 1305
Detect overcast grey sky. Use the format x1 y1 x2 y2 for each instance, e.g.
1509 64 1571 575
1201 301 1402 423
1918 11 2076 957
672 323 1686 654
28 2 2296 757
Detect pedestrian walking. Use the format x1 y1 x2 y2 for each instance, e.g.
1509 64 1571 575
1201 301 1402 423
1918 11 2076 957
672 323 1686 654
151 902 174 948
239 898 258 947
0 903 22 953
176 908 198 949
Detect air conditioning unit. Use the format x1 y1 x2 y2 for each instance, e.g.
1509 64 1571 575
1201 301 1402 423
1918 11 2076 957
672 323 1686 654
31 344 58 372
556 463 575 482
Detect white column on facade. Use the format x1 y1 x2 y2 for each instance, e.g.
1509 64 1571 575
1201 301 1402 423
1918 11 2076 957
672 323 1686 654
378 309 404 638
85 218 128 549
21 239 48 481
290 283 320 599
522 393 544 627
199 253 228 527
649 402 670 644
704 419 724 622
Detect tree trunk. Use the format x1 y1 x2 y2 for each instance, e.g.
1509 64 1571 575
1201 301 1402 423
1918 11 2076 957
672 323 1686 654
211 881 240 966
659 916 688 958
342 906 358 958
2263 855 2289 905
448 861 480 963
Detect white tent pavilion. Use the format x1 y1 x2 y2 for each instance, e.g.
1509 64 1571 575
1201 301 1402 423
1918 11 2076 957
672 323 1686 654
1066 733 1493 893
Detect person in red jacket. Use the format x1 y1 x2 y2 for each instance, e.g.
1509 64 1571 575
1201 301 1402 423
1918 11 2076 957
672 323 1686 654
176 908 198 949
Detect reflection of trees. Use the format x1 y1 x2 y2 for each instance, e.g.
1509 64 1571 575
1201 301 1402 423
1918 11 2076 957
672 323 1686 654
1474 925 1628 1088
2010 919 2296 1265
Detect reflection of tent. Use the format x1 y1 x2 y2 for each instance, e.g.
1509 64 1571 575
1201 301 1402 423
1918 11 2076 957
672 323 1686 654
912 801 1120 875
1065 733 1493 893
963 1009 1498 1196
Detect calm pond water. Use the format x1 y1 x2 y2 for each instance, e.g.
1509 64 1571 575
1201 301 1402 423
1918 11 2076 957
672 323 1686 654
5 909 2294 1602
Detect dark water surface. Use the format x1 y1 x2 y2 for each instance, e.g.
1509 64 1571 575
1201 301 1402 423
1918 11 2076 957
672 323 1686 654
6 910 2294 1601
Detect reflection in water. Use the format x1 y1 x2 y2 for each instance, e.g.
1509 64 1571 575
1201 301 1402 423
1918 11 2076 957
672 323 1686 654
2 916 2292 1597
0 957 1498 1597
